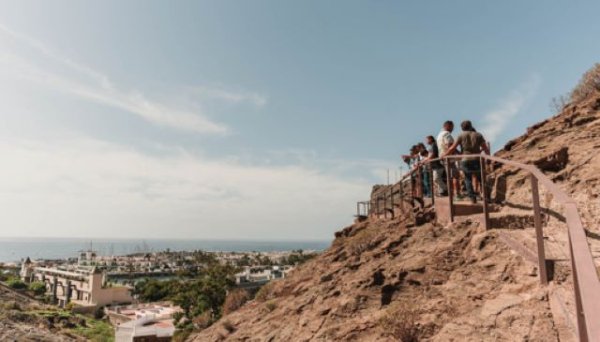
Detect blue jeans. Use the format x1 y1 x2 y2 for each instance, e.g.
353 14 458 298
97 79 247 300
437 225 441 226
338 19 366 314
422 169 431 197
460 159 481 200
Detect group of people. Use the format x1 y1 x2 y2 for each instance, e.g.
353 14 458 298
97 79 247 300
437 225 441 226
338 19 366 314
401 120 490 204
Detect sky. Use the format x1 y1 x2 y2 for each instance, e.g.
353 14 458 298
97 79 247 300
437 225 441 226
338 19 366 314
0 0 599 241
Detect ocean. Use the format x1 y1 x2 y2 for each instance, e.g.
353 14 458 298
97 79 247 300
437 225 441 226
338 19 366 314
0 237 331 264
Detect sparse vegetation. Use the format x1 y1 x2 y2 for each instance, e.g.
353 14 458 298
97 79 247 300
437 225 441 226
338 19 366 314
6 277 27 290
280 249 318 266
72 318 114 342
550 94 569 114
254 281 277 302
265 300 277 312
28 281 46 296
379 302 421 342
1 301 21 311
172 328 193 342
571 63 600 103
222 288 250 315
222 319 236 333
347 227 378 255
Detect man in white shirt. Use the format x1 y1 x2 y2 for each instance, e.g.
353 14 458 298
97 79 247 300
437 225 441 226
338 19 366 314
436 120 462 198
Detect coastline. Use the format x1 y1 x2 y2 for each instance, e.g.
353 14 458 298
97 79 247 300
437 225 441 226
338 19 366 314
0 237 331 264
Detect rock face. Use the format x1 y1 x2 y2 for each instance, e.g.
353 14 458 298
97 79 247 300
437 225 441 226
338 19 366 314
190 214 558 341
493 91 600 233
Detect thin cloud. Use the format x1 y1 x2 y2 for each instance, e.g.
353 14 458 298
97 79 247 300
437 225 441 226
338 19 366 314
0 24 264 134
189 86 268 107
0 137 369 240
479 74 541 143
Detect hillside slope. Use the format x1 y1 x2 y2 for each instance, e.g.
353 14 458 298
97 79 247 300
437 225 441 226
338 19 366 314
189 90 600 342
493 92 600 234
0 285 81 341
190 213 558 341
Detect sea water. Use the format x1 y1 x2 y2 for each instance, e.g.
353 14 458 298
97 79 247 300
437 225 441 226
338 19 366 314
0 237 330 263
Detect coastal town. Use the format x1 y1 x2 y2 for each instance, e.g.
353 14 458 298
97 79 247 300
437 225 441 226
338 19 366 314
0 248 317 341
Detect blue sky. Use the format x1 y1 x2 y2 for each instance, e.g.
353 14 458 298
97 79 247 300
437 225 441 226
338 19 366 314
0 1 598 240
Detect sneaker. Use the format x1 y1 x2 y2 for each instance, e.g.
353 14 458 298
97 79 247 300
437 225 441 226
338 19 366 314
470 197 477 204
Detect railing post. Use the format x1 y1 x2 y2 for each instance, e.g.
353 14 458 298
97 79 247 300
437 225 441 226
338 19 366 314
444 158 455 222
429 164 435 206
419 165 424 200
480 156 490 230
400 180 405 213
390 186 394 218
410 172 414 208
531 174 548 285
569 236 588 341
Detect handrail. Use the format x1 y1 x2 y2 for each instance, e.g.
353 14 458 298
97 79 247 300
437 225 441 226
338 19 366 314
375 153 600 341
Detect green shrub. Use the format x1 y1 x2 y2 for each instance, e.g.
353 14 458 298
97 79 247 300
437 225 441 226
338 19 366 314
28 281 47 296
72 318 114 342
6 278 27 290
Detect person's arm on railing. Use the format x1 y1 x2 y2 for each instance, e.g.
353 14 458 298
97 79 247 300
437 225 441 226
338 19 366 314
481 139 490 155
441 139 460 158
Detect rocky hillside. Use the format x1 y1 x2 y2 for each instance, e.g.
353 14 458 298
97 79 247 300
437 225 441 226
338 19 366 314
0 284 115 341
190 211 558 341
493 91 600 234
189 78 600 342
0 285 81 341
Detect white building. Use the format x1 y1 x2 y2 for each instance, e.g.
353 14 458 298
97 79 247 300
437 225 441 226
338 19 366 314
106 302 182 342
20 259 133 309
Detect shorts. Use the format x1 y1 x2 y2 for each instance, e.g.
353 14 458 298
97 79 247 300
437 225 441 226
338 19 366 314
447 161 460 179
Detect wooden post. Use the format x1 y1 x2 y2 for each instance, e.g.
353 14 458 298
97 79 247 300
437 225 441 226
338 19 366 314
390 186 394 218
445 159 455 222
417 165 425 199
410 172 414 208
480 157 490 230
531 174 548 285
429 164 435 206
399 180 405 213
569 236 587 341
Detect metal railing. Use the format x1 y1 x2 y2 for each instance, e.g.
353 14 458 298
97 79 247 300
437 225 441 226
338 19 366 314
358 154 600 341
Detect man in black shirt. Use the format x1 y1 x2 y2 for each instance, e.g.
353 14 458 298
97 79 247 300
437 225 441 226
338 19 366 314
421 135 447 196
